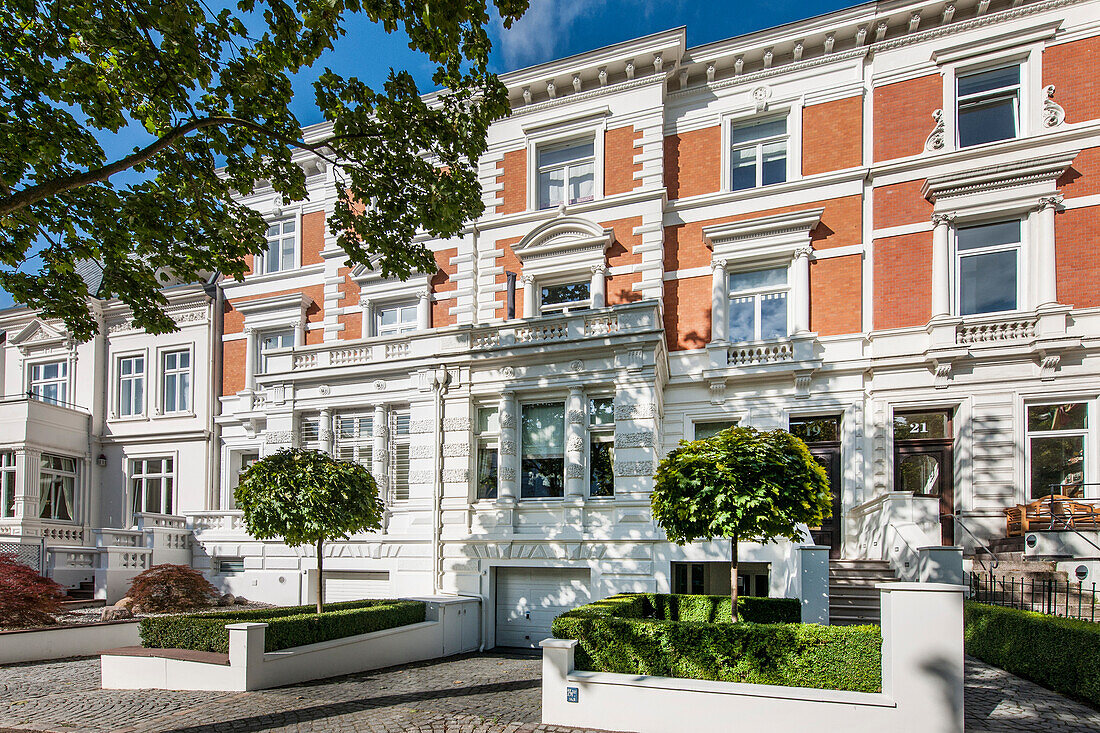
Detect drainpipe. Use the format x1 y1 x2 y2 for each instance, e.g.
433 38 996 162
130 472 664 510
204 275 224 511
431 365 449 594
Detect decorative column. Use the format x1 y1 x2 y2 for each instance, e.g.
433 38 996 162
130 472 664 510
497 390 518 505
12 448 41 521
416 289 432 330
372 404 387 490
292 318 305 348
930 213 954 319
360 298 375 338
318 408 333 456
791 247 812 334
564 386 586 500
710 259 728 343
590 264 608 309
521 274 537 319
1036 196 1062 309
243 327 257 391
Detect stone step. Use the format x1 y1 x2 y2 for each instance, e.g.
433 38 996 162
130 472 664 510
831 560 892 569
60 598 106 611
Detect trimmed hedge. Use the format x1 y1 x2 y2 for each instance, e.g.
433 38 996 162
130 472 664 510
965 601 1100 706
553 593 881 693
140 598 425 653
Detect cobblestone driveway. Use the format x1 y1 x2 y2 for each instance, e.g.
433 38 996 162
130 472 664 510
1 653 1098 732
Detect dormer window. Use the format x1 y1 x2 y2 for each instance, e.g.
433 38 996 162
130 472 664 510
263 217 297 274
731 117 787 191
538 139 595 209
957 65 1019 148
728 267 789 343
540 281 591 314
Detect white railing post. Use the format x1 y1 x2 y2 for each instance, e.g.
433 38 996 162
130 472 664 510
227 622 268 691
540 638 578 726
797 545 830 624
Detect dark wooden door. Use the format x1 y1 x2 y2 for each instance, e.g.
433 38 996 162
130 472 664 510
895 443 955 545
808 446 843 558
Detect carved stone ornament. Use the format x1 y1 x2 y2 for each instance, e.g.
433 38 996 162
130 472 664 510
615 431 654 448
442 417 471 432
751 86 771 112
500 440 516 456
500 467 516 481
318 384 331 396
442 442 470 457
500 366 516 379
442 469 469 484
931 212 956 227
566 436 584 452
373 379 386 391
568 359 584 372
567 409 587 424
1039 353 1061 381
566 465 585 479
616 460 655 477
614 402 658 420
1043 85 1065 128
925 109 945 151
264 430 294 444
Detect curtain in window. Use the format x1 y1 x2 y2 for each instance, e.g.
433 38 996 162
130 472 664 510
521 403 565 498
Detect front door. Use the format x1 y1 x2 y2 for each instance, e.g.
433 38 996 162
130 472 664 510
894 410 955 546
790 416 843 559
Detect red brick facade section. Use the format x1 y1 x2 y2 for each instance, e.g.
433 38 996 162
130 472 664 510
496 149 527 215
301 211 326 266
602 216 643 304
1059 146 1100 198
664 276 711 350
873 232 931 329
874 180 933 230
810 255 862 336
873 75 941 163
604 126 643 196
337 268 362 340
1055 206 1100 309
664 126 721 199
222 339 246 396
802 96 863 176
432 247 459 327
494 236 524 318
1044 38 1100 124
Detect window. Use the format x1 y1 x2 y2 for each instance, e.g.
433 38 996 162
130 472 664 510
376 302 418 337
589 397 615 498
1 452 14 518
538 139 594 209
694 421 737 440
161 350 191 414
117 355 145 417
264 218 297 274
258 329 294 374
541 281 590 314
29 361 67 405
790 416 841 443
39 454 76 521
131 457 174 515
476 407 499 500
957 221 1020 315
521 402 565 498
392 413 410 501
228 452 259 510
728 267 789 343
217 558 245 574
957 65 1020 148
1027 403 1087 499
335 415 373 468
730 117 787 191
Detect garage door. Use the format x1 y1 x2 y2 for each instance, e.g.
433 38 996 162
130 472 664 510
495 567 591 649
323 570 391 602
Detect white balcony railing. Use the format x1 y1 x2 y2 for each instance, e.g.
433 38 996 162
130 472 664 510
957 316 1037 345
727 341 794 366
187 511 247 535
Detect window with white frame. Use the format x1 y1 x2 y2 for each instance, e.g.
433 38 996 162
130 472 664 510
131 457 174 515
728 267 789 343
335 415 373 467
29 361 67 405
1027 403 1088 500
589 397 614 498
0 452 14 518
264 218 297 274
392 412 410 501
730 117 788 191
162 349 191 414
957 65 1020 148
537 139 595 209
258 329 294 374
227 451 258 510
376 302 418 336
117 355 145 417
695 420 737 440
521 402 565 499
475 406 499 500
540 281 591 314
39 454 76 521
956 221 1020 315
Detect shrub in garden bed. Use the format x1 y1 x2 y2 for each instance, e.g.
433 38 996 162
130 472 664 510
0 553 67 628
126 564 220 612
964 601 1100 706
553 593 881 692
140 598 425 653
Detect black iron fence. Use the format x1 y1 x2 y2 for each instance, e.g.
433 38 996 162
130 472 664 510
970 572 1099 622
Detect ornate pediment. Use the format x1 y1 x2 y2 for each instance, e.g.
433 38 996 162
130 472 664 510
9 319 69 353
513 215 613 280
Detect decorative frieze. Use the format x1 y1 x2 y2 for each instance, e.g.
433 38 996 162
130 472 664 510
616 460 655 477
500 467 516 481
442 443 470 457
614 431 654 448
264 431 294 444
500 441 516 456
566 436 584 452
443 417 471 432
443 469 470 484
614 402 658 420
410 445 434 459
567 409 587 424
408 470 434 485
566 465 585 479
409 420 435 435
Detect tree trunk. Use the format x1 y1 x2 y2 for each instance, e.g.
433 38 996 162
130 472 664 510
316 538 324 615
730 534 739 623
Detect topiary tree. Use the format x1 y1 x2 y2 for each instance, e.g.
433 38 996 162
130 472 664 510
651 426 832 622
0 553 67 627
126 563 220 613
236 448 384 614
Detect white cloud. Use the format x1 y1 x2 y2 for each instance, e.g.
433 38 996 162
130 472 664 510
494 0 607 69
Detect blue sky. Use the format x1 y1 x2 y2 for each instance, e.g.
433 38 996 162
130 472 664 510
2 0 855 311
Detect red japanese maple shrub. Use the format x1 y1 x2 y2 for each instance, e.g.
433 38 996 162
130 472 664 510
126 563 219 613
0 553 67 627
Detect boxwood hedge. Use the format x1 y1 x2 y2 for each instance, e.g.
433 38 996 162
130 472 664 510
140 598 425 653
964 601 1100 706
552 593 881 692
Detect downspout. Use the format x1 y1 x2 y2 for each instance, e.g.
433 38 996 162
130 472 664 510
431 365 449 594
204 275 224 511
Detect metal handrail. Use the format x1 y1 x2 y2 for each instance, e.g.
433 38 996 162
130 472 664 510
947 513 999 571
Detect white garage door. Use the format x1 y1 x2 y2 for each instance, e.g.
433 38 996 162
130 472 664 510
495 567 591 649
323 570 391 602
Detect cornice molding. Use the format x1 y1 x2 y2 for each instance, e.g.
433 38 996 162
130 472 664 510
921 151 1079 201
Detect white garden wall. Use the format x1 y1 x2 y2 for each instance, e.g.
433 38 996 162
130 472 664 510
0 620 140 664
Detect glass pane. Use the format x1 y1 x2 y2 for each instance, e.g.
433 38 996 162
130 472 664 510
164 353 176 370
120 381 132 415
477 407 499 434
728 296 755 343
760 292 788 340
539 140 593 168
590 441 615 497
958 96 1017 147
380 308 398 325
728 267 787 291
894 412 949 440
790 416 841 443
695 421 736 440
146 478 161 513
590 398 614 426
477 447 498 500
180 351 190 368
1030 435 1085 499
957 66 1019 97
520 457 564 498
960 250 1016 314
542 282 590 306
539 169 564 208
134 378 143 412
761 142 787 186
179 373 190 410
1028 403 1087 432
521 403 565 457
731 147 757 191
957 221 1020 251
898 454 941 495
569 162 594 203
731 118 787 144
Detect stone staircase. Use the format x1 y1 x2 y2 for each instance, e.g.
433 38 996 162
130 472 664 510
61 580 106 610
829 560 898 625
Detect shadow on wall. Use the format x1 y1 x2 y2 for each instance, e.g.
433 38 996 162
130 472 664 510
922 654 965 733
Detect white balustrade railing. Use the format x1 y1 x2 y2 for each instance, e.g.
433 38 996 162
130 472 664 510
727 341 794 366
133 512 187 530
93 528 143 548
584 314 619 336
957 317 1037 344
330 346 371 366
187 511 247 534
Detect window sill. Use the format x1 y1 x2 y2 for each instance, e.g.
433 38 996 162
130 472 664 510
108 414 149 424
153 410 197 420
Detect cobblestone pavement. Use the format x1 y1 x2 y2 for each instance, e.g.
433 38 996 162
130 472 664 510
2 653 1099 732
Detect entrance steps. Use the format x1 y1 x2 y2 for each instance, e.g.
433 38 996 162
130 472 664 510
829 560 897 625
